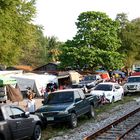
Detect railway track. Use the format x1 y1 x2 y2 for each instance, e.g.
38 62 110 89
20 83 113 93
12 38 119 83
84 107 140 140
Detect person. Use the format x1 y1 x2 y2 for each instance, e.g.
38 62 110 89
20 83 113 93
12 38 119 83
25 92 36 114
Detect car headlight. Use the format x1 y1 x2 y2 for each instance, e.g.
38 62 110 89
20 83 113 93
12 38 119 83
58 111 68 115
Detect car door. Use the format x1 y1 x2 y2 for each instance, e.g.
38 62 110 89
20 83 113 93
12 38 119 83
78 90 90 114
6 106 33 140
74 91 84 116
74 90 89 116
114 84 122 100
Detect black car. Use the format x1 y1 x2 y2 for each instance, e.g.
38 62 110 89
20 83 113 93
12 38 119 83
35 89 99 128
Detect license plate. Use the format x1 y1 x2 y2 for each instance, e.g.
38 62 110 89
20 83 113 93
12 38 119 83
47 117 54 121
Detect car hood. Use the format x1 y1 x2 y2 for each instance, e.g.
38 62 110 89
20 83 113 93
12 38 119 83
36 102 73 112
91 90 110 96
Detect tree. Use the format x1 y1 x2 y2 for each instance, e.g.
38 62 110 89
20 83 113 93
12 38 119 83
46 36 63 62
19 25 48 67
59 11 124 70
116 13 140 68
0 0 40 66
115 13 129 29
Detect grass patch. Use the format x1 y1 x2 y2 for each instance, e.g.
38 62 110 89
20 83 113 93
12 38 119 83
95 94 138 115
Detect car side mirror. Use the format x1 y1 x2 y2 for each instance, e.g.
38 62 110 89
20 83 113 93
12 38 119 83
25 112 30 118
10 115 15 119
42 100 44 104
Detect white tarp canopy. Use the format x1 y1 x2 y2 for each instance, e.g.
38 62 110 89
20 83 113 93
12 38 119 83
11 73 58 96
0 70 23 76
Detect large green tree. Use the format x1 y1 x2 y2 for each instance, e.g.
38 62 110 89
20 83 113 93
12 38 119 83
0 0 43 67
59 11 124 70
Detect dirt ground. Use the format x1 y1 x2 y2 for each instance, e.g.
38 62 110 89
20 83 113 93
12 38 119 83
7 97 44 111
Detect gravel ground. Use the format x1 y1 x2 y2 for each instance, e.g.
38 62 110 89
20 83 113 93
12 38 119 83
49 99 140 140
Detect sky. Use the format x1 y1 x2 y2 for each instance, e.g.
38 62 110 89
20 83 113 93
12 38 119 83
34 0 140 42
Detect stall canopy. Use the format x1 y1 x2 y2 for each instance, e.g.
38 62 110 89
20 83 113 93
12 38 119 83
0 76 17 86
11 73 58 96
0 76 23 102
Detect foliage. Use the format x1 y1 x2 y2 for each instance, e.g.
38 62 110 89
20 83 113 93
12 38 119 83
116 13 140 68
19 25 47 67
59 11 124 70
115 13 129 29
46 36 63 62
0 0 44 67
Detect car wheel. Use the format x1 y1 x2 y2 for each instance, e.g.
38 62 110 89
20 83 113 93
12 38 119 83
69 113 77 128
32 125 41 140
87 105 95 118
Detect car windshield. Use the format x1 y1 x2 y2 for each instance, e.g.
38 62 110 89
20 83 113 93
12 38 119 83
46 91 74 104
127 77 140 83
94 84 112 91
83 75 96 81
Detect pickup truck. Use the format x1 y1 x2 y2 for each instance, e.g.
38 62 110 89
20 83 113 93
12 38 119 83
0 104 42 140
35 89 99 128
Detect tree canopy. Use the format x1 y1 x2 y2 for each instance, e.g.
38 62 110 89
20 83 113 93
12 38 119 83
116 13 140 68
0 0 45 67
59 11 124 70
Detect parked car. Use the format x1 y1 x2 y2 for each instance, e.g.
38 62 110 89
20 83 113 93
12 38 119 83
123 76 140 95
90 82 124 103
0 104 42 140
35 89 99 128
74 74 103 93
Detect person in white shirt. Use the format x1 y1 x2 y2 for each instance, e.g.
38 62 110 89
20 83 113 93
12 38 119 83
25 93 36 114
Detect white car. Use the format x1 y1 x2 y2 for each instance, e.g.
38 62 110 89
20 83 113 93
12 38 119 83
90 82 124 103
